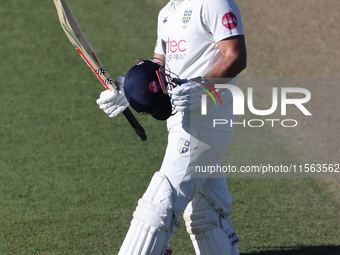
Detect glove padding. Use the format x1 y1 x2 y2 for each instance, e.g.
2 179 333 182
96 76 129 118
170 80 205 112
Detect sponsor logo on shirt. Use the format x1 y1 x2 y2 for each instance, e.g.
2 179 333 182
167 37 186 53
165 37 187 61
222 12 238 30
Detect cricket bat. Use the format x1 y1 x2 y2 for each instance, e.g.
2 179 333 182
53 0 147 141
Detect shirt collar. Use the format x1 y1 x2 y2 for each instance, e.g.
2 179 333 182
170 0 184 6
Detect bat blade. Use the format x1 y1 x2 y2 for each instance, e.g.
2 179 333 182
53 0 147 141
54 0 114 89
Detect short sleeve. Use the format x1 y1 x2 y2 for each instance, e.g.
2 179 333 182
202 0 244 43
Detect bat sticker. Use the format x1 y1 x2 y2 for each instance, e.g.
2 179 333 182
97 67 107 75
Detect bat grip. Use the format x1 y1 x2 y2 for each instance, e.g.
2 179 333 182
123 108 147 141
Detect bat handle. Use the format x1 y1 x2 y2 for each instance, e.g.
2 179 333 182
122 108 147 141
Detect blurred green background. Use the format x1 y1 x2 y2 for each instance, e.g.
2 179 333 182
0 0 339 254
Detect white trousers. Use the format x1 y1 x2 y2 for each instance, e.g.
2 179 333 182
117 122 237 255
159 123 234 220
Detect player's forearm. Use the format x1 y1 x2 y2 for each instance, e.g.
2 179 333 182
205 54 246 78
153 53 165 65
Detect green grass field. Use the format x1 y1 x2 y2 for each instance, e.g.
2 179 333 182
1 0 339 254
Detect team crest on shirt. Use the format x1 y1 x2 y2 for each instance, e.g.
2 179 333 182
177 138 190 154
182 9 192 24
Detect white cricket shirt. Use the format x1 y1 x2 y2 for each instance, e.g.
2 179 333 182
154 0 245 131
155 0 244 79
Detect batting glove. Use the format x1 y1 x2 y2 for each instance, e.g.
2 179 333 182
96 76 129 118
170 80 205 112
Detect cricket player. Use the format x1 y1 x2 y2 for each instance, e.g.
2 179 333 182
96 0 247 254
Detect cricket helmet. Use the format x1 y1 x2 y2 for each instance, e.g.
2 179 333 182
124 60 172 121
